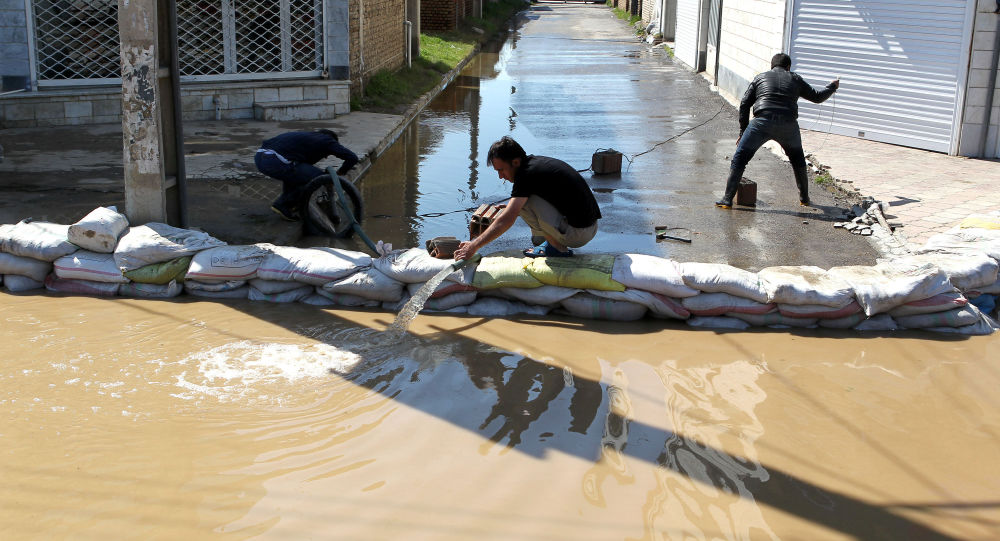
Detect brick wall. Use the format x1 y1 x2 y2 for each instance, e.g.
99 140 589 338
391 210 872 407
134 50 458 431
0 0 30 91
350 0 407 92
714 0 785 104
641 0 657 29
958 0 1000 158
422 0 461 31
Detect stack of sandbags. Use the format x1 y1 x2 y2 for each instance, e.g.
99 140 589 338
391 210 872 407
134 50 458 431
679 262 771 329
371 248 478 312
256 245 372 304
1 220 80 292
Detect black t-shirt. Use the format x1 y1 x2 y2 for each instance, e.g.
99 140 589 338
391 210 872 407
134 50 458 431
261 131 359 174
510 155 602 228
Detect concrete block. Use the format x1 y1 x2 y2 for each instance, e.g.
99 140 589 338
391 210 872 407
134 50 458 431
0 10 26 26
976 13 999 31
964 105 986 124
4 102 32 120
972 30 995 50
0 0 27 9
303 85 327 100
967 86 988 106
93 99 121 117
35 101 63 119
968 68 991 88
181 94 203 111
254 87 279 103
278 86 303 101
970 50 994 70
229 91 253 109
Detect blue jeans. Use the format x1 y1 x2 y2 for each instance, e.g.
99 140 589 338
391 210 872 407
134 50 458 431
254 152 324 206
731 114 806 170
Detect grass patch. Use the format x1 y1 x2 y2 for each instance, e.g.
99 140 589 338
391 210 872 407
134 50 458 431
353 0 527 113
814 172 833 185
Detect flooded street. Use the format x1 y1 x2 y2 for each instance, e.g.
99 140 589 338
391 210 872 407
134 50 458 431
2 293 999 539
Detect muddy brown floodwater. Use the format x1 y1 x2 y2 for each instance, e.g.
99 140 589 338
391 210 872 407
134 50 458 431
2 292 998 540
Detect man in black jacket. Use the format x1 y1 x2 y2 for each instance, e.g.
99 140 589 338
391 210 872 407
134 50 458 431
716 53 839 208
254 129 359 221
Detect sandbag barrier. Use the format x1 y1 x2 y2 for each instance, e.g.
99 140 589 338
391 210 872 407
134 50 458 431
2 207 999 335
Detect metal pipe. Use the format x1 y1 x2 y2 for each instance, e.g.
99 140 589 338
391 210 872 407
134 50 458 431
978 9 1000 158
404 21 412 68
168 0 189 227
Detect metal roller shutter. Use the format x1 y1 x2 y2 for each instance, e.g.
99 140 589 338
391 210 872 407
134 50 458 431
675 0 702 70
788 0 973 153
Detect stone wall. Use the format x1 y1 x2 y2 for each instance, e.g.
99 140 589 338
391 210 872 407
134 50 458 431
0 0 29 92
714 0 785 104
958 0 1000 158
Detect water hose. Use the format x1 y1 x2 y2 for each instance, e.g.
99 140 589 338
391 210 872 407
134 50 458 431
451 253 481 270
326 166 379 253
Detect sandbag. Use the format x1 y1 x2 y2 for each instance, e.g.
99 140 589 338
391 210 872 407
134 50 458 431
778 301 863 319
818 312 868 329
313 288 382 307
185 280 246 292
887 291 968 317
44 274 119 296
119 280 184 298
587 288 689 319
887 252 998 291
525 255 624 291
472 256 543 290
758 266 854 307
185 286 249 299
0 220 78 262
686 316 751 330
681 292 775 316
257 246 371 285
497 285 580 306
828 262 955 316
895 305 982 329
114 223 226 271
53 251 128 283
424 291 478 311
405 279 477 300
679 262 769 303
248 278 309 295
611 254 698 297
0 252 52 282
67 206 129 253
921 223 1000 261
466 297 551 317
854 314 898 331
324 267 406 302
728 312 818 328
372 247 468 284
185 244 270 283
560 292 647 321
248 284 313 303
3 274 44 292
124 256 191 285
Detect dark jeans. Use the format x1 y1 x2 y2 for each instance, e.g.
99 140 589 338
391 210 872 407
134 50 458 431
254 152 324 206
731 114 807 170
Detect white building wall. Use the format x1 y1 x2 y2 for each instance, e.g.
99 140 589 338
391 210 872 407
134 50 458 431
958 0 1000 158
713 0 786 104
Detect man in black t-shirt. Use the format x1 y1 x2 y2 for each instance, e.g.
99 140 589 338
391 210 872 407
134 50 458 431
254 129 359 221
453 136 601 260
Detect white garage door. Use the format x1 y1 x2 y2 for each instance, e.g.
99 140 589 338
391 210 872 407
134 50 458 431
675 0 702 71
788 0 974 153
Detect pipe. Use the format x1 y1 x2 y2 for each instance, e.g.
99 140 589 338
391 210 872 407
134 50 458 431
451 253 482 270
168 0 189 228
978 8 1000 158
404 21 412 68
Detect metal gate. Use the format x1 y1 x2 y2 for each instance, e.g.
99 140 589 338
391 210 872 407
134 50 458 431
788 0 974 153
705 0 722 82
674 0 701 71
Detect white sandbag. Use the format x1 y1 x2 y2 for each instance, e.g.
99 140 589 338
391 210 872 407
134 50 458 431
895 305 982 329
185 244 270 282
257 246 371 285
728 312 818 328
611 254 698 297
372 248 468 284
970 275 1000 295
758 266 854 307
925 311 998 335
67 206 129 253
424 291 478 311
778 301 863 319
854 314 898 331
560 292 648 321
0 220 78 261
686 316 751 330
114 223 226 271
828 262 955 316
302 294 336 306
44 274 119 296
681 292 776 316
119 280 184 298
185 286 249 299
467 297 551 317
313 288 382 307
587 288 689 319
818 313 868 329
3 274 44 292
679 262 769 303
248 284 313 303
185 280 246 292
921 225 1000 261
247 278 308 295
887 291 968 317
53 251 128 283
405 279 478 299
325 267 406 302
497 285 580 306
885 252 999 291
0 252 52 282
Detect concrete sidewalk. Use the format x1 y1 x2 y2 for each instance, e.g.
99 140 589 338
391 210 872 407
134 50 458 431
801 130 1000 249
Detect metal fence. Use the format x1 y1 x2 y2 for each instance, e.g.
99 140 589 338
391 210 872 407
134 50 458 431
31 0 324 86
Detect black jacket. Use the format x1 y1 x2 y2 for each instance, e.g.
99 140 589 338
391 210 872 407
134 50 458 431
738 67 837 131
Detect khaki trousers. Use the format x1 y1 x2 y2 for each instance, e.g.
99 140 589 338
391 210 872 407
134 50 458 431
519 195 598 248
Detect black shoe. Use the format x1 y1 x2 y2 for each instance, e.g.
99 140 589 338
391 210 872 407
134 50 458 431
715 199 733 209
270 203 300 221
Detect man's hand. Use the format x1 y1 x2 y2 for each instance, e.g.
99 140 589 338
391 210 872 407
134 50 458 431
830 79 840 90
453 240 477 261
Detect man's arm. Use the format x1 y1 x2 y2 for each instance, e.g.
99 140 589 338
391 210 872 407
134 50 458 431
738 77 758 135
329 141 359 175
797 74 839 104
453 197 526 260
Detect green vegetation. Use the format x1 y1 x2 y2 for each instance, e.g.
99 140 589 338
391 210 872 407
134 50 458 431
814 172 833 185
611 6 643 33
353 0 528 113
663 44 674 58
